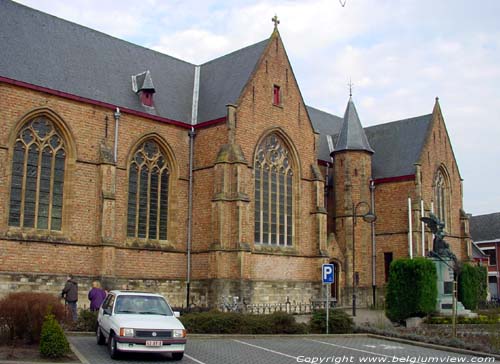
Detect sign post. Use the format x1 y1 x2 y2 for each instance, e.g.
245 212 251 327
322 264 334 334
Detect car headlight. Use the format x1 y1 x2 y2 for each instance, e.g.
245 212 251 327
172 329 186 338
119 328 134 337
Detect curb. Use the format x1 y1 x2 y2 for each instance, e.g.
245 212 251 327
69 342 89 364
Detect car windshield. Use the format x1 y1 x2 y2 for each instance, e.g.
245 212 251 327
113 295 173 316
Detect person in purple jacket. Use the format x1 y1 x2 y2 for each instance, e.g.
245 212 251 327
88 281 107 311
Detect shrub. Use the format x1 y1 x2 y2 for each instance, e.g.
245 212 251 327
459 264 488 310
310 309 354 334
75 309 98 332
180 310 307 334
181 311 243 334
0 292 66 343
385 258 437 322
39 314 70 358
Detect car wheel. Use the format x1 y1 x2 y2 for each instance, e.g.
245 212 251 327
172 352 184 361
96 326 105 345
108 333 119 359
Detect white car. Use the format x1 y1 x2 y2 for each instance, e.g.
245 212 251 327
96 290 186 360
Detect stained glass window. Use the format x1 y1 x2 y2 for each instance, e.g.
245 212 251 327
434 169 449 229
254 134 293 246
8 117 65 230
127 141 169 240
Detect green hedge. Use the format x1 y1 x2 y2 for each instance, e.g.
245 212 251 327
309 309 354 334
180 311 307 334
386 257 437 322
458 264 488 310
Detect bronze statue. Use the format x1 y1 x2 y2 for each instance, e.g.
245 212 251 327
421 213 457 262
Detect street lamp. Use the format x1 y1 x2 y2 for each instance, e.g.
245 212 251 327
352 201 376 316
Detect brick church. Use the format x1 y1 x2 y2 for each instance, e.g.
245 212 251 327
0 1 472 308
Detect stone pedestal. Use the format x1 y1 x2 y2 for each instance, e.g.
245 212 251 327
431 257 476 317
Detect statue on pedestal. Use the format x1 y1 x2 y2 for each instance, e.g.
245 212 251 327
421 213 457 263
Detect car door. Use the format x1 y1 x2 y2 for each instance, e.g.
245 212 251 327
99 293 115 338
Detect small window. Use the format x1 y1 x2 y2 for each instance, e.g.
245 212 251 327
384 252 393 282
140 91 154 107
484 249 497 266
273 85 281 105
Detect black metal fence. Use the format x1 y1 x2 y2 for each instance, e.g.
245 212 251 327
180 296 337 314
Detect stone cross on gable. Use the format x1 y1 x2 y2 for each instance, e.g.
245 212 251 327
272 15 280 29
348 79 354 97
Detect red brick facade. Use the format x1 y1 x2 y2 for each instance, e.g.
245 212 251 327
0 31 470 308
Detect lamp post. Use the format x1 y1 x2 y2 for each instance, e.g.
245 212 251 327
352 201 376 317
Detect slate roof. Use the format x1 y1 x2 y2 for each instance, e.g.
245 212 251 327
306 106 343 162
334 98 374 154
310 105 433 179
198 40 268 123
470 213 500 242
0 0 266 124
365 114 432 179
1 1 435 180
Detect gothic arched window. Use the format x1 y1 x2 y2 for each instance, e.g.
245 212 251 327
127 140 169 240
9 116 66 231
254 134 294 246
434 168 449 228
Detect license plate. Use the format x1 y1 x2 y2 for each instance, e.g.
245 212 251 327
145 340 162 347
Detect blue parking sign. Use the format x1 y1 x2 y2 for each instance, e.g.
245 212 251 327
322 264 334 284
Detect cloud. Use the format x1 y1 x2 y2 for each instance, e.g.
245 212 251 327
152 29 232 64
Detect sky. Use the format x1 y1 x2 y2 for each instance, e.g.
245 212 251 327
13 0 500 216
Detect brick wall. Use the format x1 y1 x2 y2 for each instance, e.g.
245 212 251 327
0 41 469 309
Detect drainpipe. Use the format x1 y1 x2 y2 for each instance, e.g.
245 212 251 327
408 197 413 259
113 107 121 163
186 127 195 308
431 201 435 251
421 199 425 256
186 65 200 308
370 180 376 307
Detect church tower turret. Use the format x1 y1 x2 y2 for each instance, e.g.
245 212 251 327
331 96 374 307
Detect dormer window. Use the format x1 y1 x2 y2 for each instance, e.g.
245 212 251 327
132 70 156 109
273 85 281 106
140 90 154 107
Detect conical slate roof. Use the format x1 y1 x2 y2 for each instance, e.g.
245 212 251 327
333 97 374 154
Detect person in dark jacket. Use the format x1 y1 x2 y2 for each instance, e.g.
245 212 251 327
61 274 78 321
88 281 107 311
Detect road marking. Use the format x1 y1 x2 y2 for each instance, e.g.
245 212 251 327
185 353 208 364
305 339 427 364
233 339 298 359
364 344 403 350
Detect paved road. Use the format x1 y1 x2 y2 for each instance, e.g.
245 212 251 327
69 335 499 364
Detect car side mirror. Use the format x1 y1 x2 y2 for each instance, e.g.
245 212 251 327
173 311 180 318
103 307 112 316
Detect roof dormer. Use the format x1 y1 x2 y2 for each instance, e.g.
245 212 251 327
132 70 156 108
